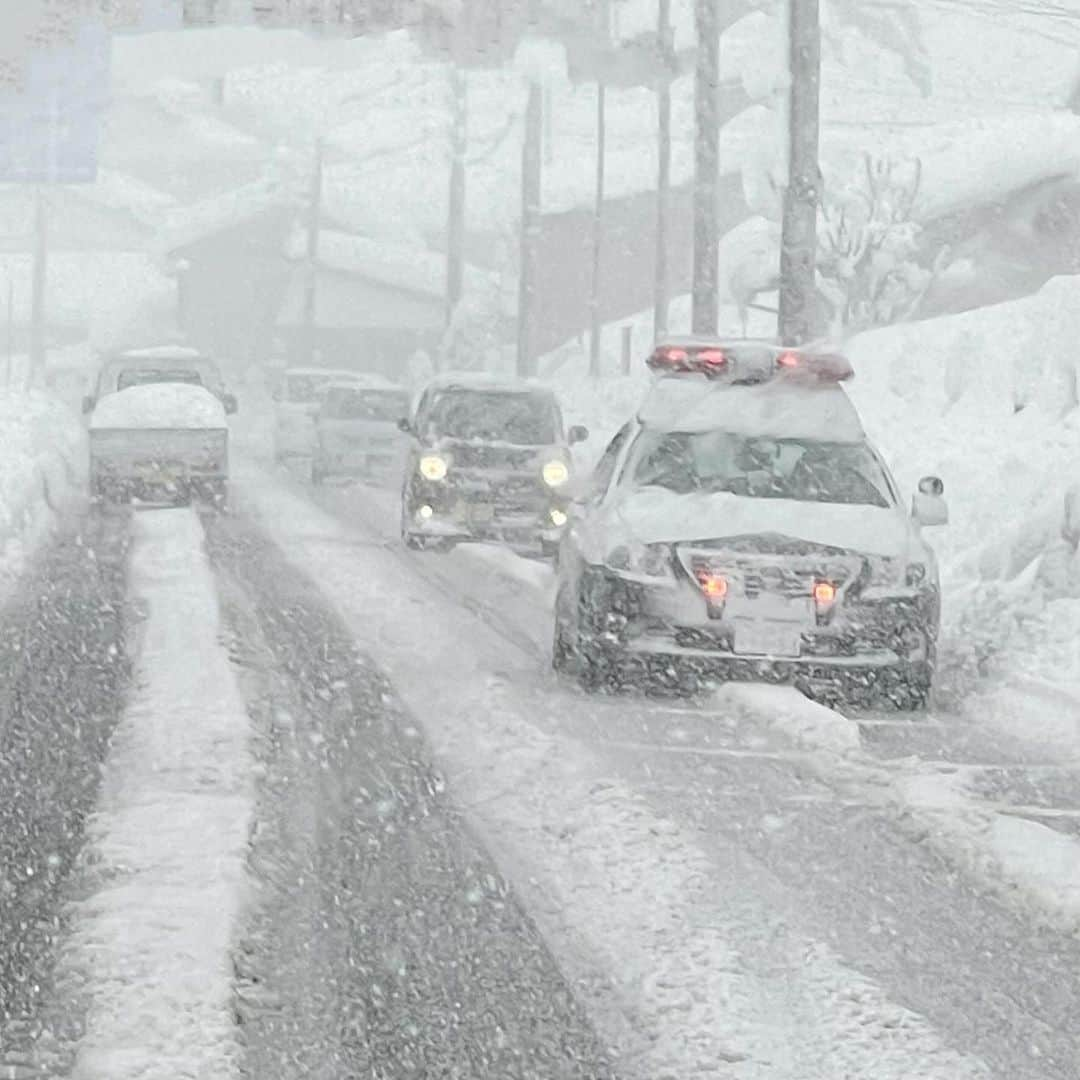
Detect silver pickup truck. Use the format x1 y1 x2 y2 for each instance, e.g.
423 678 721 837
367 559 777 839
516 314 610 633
89 384 229 506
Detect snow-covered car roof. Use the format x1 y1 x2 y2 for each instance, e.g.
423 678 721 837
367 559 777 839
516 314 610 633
638 377 866 444
423 371 554 396
89 383 227 430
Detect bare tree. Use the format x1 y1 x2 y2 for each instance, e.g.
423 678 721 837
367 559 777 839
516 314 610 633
817 155 947 332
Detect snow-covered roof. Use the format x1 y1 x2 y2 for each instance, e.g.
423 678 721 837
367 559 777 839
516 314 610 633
638 379 866 443
90 384 227 430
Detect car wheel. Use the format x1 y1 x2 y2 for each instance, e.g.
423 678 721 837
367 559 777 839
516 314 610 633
552 610 576 674
554 586 621 691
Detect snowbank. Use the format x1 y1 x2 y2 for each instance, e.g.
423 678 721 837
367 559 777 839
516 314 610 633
0 390 86 585
90 384 227 430
844 276 1080 689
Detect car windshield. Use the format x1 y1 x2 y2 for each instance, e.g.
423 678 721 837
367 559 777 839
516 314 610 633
629 431 894 508
425 390 557 445
323 389 409 422
116 369 204 391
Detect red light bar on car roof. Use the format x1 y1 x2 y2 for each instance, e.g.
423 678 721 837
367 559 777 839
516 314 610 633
647 341 852 383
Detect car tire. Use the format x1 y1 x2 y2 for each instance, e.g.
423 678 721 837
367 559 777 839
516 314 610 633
553 586 621 691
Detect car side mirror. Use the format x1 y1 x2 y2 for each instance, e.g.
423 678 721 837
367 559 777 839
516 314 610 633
223 393 238 415
568 424 589 445
397 417 413 435
912 476 948 527
82 395 95 415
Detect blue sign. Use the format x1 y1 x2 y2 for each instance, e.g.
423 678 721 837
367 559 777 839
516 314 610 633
0 18 111 184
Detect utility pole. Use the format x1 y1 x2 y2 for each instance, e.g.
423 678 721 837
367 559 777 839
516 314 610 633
654 0 672 338
5 278 13 388
589 82 606 377
29 189 47 389
778 0 822 345
446 62 467 331
516 81 542 377
692 0 720 336
303 137 324 364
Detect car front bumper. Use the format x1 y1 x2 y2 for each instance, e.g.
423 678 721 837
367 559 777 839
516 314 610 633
575 564 937 682
404 477 569 548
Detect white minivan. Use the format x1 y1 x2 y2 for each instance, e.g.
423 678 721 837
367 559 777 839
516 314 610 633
272 366 367 463
310 378 411 485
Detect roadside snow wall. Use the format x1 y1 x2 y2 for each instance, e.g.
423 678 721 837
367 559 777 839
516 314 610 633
0 390 86 584
847 275 1080 680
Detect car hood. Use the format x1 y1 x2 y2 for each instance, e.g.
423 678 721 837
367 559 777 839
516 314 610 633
609 488 914 558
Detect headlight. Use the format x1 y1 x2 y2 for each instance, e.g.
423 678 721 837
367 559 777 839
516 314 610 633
418 454 448 481
542 459 570 488
606 543 673 579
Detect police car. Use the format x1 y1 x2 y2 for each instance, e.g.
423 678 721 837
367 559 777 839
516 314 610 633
552 338 948 707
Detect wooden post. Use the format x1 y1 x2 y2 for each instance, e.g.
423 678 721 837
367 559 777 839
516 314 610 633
621 324 633 375
778 0 823 346
654 0 672 338
5 277 13 388
303 137 324 363
516 81 542 377
29 189 47 389
589 82 606 377
692 0 720 336
446 63 467 329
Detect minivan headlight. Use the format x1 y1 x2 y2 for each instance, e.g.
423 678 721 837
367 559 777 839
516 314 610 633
542 459 570 488
418 454 448 481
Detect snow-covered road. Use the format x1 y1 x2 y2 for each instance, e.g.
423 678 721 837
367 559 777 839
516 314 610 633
7 471 1080 1078
266 466 1080 1080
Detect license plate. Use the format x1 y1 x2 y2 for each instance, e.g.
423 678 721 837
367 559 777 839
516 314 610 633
733 620 803 659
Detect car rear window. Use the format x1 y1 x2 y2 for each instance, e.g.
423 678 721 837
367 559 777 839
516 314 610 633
117 369 205 391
